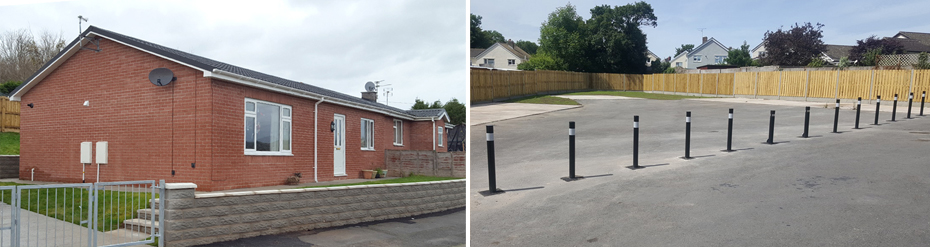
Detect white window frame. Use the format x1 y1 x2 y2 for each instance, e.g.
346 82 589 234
692 55 702 63
675 62 683 67
484 58 495 66
361 118 374 151
244 98 292 155
715 56 726 64
508 59 516 65
393 119 403 146
437 126 444 147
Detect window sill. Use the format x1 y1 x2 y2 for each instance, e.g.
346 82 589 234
244 152 294 156
334 174 348 177
393 143 404 147
361 148 376 151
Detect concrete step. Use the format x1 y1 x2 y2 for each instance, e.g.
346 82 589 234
136 208 159 221
122 218 159 235
148 198 161 209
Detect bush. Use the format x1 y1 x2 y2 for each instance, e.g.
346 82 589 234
914 52 930 70
0 81 22 95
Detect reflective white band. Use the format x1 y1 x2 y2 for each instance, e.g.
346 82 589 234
836 103 840 107
895 97 898 100
686 117 691 122
728 113 733 119
634 122 639 128
486 133 494 141
878 99 881 103
569 129 575 136
857 101 861 105
910 95 913 99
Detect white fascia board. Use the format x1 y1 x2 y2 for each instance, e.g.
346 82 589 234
207 69 416 121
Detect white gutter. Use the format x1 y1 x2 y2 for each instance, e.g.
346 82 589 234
313 97 326 183
432 117 436 151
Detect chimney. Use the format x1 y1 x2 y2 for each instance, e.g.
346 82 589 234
702 36 708 44
507 39 515 48
361 92 378 102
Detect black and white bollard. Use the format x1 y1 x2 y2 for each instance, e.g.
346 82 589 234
633 116 640 169
801 106 810 138
569 121 575 179
921 91 926 116
723 109 734 152
486 125 498 193
682 111 692 159
832 99 840 133
891 94 898 122
854 97 862 129
766 110 776 144
907 92 913 119
873 95 881 125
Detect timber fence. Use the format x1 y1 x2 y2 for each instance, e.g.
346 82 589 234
471 68 930 104
0 97 19 133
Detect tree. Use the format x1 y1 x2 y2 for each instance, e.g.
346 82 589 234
517 52 559 70
838 56 851 70
483 30 506 44
807 57 825 67
914 52 930 70
429 100 443 108
859 48 883 66
515 40 538 55
470 14 493 48
760 22 826 66
443 98 465 125
650 60 670 74
0 81 22 94
724 41 753 67
674 44 694 57
411 98 430 109
848 36 904 62
0 28 66 84
538 2 657 73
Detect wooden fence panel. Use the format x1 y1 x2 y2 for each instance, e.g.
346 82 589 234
873 70 910 101
807 71 836 98
838 70 872 99
734 72 755 95
0 97 21 132
780 71 806 97
914 70 930 99
701 74 717 95
674 74 686 93
686 74 700 93
470 69 491 102
757 71 779 96
718 73 734 95
628 74 643 91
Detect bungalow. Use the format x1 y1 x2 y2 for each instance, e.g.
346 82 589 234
10 26 450 191
471 40 532 70
670 37 729 69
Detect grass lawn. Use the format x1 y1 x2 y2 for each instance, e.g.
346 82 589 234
0 132 19 155
0 182 156 232
504 95 580 105
300 175 462 188
565 91 708 100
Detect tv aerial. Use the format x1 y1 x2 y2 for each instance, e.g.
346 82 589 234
148 68 176 86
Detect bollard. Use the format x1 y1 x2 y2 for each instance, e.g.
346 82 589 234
766 110 776 144
854 97 862 129
486 125 497 193
801 106 810 138
891 94 898 122
569 121 575 179
683 111 692 159
873 95 881 125
907 92 913 119
723 109 734 152
921 91 926 116
832 99 840 133
633 116 640 168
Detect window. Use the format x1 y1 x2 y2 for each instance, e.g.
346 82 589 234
437 127 444 147
508 59 516 65
393 120 403 146
675 62 682 67
484 58 495 66
715 56 726 64
692 55 702 62
244 99 291 154
361 118 374 150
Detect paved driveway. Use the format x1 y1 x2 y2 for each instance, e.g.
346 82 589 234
470 97 930 246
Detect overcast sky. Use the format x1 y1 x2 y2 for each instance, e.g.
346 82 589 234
472 0 930 60
0 0 466 109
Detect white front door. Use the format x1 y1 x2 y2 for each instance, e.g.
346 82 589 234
333 114 346 176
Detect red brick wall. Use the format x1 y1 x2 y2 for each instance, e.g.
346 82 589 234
19 36 449 191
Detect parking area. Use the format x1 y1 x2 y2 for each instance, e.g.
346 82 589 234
470 97 930 246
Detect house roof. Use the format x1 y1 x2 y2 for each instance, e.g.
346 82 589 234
406 108 450 122
822 44 854 60
894 31 930 46
671 37 728 62
471 48 486 58
893 38 930 53
474 42 532 61
751 41 766 53
11 26 439 121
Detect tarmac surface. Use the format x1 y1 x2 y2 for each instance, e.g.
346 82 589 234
194 207 465 247
470 97 930 246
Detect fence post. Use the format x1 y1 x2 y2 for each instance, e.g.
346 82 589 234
158 180 166 247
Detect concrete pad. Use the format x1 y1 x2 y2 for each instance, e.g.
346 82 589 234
470 102 581 126
555 95 641 100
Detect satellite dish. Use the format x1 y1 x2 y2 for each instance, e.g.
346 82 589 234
148 68 176 86
365 81 376 92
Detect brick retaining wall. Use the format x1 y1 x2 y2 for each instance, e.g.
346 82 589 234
0 155 18 179
384 150 465 178
161 179 465 246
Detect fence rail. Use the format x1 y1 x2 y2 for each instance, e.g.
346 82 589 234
471 68 930 103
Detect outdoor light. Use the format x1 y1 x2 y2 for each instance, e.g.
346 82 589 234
330 121 335 132
27 103 33 108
